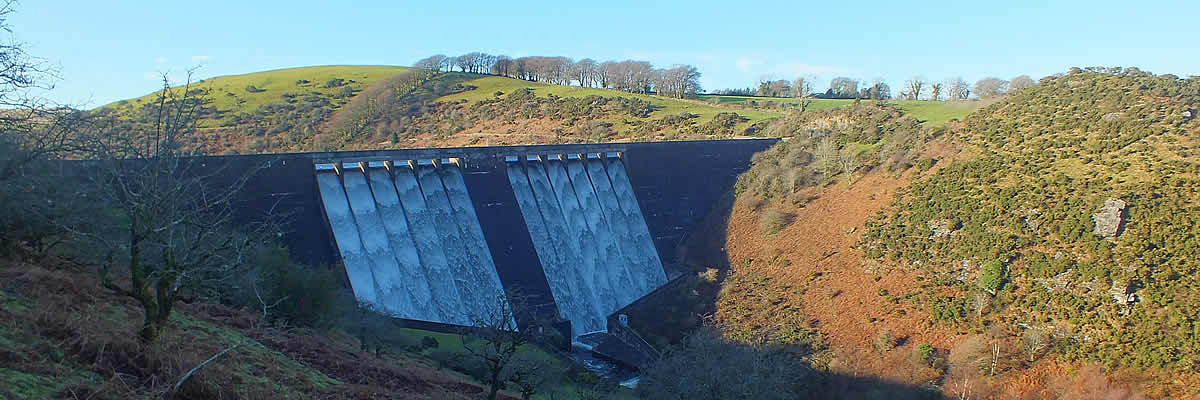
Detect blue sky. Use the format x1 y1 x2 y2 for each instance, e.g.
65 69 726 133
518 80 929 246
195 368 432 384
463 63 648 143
12 0 1197 107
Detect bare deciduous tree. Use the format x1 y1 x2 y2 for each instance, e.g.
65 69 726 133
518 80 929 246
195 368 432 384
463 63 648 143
969 291 991 321
829 77 859 99
946 77 971 101
654 64 702 98
0 0 86 258
904 76 926 100
757 78 791 97
490 55 513 77
570 58 596 88
870 79 891 101
413 54 448 72
594 61 615 89
75 72 270 343
1022 328 1050 362
792 76 814 112
816 136 839 175
463 293 537 400
930 82 944 101
974 77 1008 98
839 148 860 184
1009 74 1035 91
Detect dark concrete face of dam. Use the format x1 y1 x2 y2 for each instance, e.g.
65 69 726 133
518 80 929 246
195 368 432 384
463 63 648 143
219 139 777 333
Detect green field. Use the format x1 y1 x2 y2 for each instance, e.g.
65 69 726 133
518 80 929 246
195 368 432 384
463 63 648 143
696 95 982 127
438 74 784 127
696 95 856 111
892 100 982 127
101 65 409 125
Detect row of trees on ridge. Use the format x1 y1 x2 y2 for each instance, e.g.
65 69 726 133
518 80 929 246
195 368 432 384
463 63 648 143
413 53 702 99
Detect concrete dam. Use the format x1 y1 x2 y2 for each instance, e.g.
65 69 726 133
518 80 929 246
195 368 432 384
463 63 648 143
225 139 777 340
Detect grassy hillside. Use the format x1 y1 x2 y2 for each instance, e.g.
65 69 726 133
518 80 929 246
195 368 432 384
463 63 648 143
95 66 985 155
893 100 983 127
439 75 783 125
103 65 408 126
314 71 790 151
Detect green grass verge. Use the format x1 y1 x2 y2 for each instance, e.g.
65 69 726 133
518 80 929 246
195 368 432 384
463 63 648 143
391 327 637 400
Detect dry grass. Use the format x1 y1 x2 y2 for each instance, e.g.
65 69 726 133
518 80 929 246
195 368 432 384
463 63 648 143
0 259 515 399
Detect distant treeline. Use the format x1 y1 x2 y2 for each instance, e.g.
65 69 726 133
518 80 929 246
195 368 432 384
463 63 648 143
412 53 701 99
713 74 1037 101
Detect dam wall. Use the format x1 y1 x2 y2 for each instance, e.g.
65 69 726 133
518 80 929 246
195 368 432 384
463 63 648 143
216 139 777 333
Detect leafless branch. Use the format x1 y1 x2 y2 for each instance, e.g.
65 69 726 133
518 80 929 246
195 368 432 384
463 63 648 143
172 343 240 393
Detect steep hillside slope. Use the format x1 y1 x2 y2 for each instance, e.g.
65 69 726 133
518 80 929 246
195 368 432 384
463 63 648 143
859 69 1200 374
437 75 782 125
713 68 1200 398
102 65 408 127
97 66 991 155
0 257 631 400
0 259 509 399
314 72 786 150
96 65 410 154
97 68 789 154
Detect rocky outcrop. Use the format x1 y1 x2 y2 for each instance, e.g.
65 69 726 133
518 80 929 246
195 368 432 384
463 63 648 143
1015 208 1041 230
1092 198 1126 241
1109 281 1139 305
928 219 953 239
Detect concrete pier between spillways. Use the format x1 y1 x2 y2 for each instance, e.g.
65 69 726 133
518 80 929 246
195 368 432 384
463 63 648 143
219 139 778 336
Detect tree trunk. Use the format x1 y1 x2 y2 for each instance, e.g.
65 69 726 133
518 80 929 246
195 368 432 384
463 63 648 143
487 370 501 400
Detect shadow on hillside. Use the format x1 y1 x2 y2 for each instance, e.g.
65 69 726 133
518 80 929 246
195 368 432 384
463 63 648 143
809 373 946 400
627 191 950 399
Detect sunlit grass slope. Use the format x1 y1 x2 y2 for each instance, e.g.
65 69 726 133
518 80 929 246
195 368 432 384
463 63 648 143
438 74 784 126
101 65 409 125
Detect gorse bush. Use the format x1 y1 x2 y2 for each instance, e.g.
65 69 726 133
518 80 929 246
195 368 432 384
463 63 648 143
736 103 928 203
759 207 795 235
978 259 1006 294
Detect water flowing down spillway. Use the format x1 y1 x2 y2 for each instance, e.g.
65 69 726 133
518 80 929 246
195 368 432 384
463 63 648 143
507 154 668 337
315 161 508 325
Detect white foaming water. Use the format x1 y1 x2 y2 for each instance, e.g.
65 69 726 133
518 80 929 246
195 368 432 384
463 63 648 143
316 172 378 305
506 156 666 338
315 162 509 326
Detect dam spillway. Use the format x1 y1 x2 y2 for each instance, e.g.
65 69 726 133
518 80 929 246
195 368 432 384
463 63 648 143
506 153 666 336
315 159 507 325
221 139 777 337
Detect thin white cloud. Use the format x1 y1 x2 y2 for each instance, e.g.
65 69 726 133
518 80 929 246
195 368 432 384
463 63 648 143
191 55 210 62
154 57 168 64
144 72 162 80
